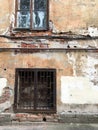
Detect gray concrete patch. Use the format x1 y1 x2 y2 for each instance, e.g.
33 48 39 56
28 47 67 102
59 113 98 123
0 123 98 130
0 114 11 125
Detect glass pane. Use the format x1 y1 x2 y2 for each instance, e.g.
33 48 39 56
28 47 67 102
18 0 30 10
34 0 47 10
32 11 47 29
17 11 30 28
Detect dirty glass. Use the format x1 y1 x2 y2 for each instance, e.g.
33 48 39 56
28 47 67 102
34 0 47 10
19 0 30 10
33 11 46 29
16 0 48 29
32 0 47 29
17 11 30 28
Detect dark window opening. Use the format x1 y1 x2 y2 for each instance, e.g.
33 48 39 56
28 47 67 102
16 0 48 30
14 68 56 113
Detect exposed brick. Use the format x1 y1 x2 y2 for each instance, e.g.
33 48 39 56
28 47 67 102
14 114 42 122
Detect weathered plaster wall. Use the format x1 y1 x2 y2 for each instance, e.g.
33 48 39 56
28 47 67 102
0 0 98 34
50 0 98 33
0 78 7 96
0 0 98 115
0 38 98 113
0 0 15 34
0 78 12 112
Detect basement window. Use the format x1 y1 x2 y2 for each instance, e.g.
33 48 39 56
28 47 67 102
15 0 48 30
14 68 56 113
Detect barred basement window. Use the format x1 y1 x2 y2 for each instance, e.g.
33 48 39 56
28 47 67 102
15 0 48 30
14 68 56 113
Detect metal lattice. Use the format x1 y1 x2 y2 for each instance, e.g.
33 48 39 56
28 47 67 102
14 68 56 113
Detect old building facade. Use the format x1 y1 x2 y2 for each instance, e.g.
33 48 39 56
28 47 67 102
0 0 98 121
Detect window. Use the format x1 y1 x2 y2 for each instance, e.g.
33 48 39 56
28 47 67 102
14 68 56 113
16 0 48 30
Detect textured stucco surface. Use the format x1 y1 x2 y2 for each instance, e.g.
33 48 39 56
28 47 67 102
0 0 98 115
0 44 98 113
0 0 98 34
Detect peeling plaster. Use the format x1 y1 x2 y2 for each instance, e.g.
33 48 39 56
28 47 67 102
0 101 11 113
0 78 7 96
81 55 98 85
67 52 76 76
0 0 98 115
88 27 98 37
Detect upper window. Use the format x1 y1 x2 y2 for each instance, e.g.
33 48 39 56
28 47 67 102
15 0 48 30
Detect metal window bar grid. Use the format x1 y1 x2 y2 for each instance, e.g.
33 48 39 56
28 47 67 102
14 68 56 113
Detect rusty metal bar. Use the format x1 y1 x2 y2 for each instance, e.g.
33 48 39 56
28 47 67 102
14 68 56 114
0 34 98 40
0 47 98 53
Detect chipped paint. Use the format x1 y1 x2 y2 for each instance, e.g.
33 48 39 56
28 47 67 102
0 0 98 114
81 55 98 82
0 78 7 96
67 52 76 76
0 101 11 113
1 0 98 34
88 27 98 37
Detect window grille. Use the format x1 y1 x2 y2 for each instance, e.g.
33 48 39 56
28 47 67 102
14 68 56 113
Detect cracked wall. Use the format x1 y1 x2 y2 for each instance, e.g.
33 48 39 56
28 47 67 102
1 0 98 35
0 37 98 113
0 40 98 113
0 0 98 114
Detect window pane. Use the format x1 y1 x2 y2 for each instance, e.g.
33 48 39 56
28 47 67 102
17 11 30 28
34 0 47 10
32 11 47 29
16 0 48 30
18 0 30 10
